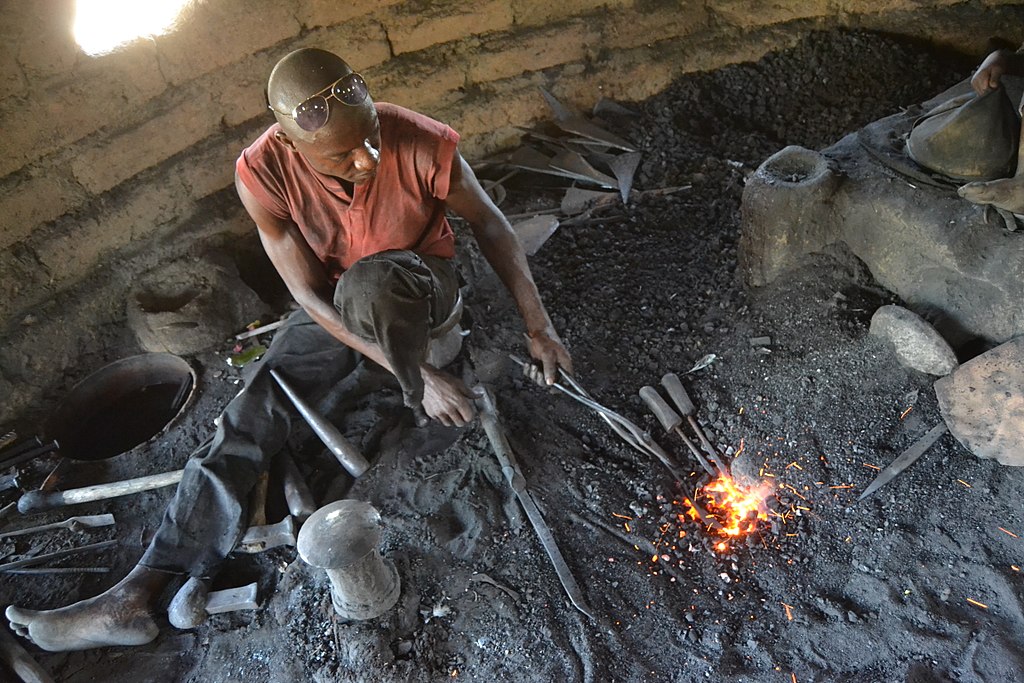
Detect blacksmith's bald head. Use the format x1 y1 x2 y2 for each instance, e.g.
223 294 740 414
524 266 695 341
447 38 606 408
267 48 374 143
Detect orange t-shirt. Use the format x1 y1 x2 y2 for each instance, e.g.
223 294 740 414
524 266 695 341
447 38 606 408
236 103 459 281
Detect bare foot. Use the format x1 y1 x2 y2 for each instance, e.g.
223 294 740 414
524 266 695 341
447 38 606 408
958 176 1024 214
5 565 170 652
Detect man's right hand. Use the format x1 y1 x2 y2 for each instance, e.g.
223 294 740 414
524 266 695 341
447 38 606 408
419 365 477 427
972 50 1013 95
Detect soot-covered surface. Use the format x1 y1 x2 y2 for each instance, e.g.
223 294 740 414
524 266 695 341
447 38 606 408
8 29 1024 683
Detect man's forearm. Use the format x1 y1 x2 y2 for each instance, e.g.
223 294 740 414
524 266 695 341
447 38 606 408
473 216 556 335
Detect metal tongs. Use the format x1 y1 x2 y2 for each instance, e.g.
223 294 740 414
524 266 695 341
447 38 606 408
509 355 685 481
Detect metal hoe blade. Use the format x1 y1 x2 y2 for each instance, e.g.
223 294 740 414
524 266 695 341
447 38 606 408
858 422 948 502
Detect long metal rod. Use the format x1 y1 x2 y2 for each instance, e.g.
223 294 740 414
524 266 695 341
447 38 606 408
509 355 685 480
0 539 118 572
475 386 596 621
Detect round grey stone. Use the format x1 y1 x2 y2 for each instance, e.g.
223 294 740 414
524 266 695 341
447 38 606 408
868 305 958 376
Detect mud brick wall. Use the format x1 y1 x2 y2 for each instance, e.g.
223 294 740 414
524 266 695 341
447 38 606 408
1 0 1023 418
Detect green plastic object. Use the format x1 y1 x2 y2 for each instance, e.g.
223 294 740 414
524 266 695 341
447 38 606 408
228 344 267 368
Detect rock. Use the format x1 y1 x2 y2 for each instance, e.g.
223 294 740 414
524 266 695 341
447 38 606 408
868 305 958 376
935 336 1024 466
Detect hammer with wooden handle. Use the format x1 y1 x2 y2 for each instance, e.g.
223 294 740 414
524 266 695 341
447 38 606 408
17 470 184 515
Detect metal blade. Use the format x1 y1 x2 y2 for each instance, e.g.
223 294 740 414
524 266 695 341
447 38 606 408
858 423 948 502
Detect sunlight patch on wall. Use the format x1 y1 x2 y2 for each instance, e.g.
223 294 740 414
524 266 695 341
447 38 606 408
74 0 192 55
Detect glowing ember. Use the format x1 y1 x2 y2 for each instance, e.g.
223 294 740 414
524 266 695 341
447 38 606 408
682 474 773 539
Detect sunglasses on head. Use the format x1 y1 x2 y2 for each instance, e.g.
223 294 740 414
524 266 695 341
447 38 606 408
268 72 369 132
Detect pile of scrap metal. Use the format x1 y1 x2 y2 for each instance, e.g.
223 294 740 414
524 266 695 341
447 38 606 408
474 89 674 255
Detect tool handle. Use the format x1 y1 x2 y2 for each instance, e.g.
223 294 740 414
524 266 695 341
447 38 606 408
0 625 55 683
17 470 184 515
661 373 695 416
639 386 682 432
280 452 317 521
271 370 370 477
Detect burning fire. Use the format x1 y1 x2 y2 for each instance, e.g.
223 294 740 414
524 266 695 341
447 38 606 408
683 473 773 540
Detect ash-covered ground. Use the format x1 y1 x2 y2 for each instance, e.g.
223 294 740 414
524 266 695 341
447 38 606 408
5 29 1024 683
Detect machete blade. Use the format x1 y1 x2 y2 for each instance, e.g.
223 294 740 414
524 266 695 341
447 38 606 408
858 422 948 502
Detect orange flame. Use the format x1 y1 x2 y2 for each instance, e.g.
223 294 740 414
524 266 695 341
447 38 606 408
685 474 773 538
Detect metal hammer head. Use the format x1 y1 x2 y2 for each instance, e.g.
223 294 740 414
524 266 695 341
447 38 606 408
238 515 296 554
206 582 259 615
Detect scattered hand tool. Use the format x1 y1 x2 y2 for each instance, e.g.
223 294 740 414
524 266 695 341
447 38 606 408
169 578 258 629
639 386 717 477
237 516 296 553
0 623 54 683
17 469 185 515
858 422 948 502
0 514 115 540
508 355 686 481
475 385 596 621
270 369 370 477
206 582 259 615
661 373 730 475
0 473 20 493
0 539 118 572
0 441 60 471
0 431 17 453
0 437 42 465
280 450 317 522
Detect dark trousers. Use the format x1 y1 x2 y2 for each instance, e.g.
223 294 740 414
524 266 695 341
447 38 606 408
140 251 458 576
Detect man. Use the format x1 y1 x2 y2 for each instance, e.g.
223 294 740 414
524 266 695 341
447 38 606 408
6 47 571 652
957 47 1024 214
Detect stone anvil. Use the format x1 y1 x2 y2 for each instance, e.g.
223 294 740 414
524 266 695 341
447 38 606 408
739 77 1024 348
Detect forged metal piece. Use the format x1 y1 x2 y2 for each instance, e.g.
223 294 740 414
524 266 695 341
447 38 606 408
206 583 259 615
237 516 296 553
661 373 730 475
858 423 949 502
0 514 115 540
548 150 618 189
475 385 596 621
0 539 118 572
639 386 717 477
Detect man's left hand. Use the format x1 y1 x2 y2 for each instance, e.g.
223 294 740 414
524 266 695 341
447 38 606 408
524 329 573 386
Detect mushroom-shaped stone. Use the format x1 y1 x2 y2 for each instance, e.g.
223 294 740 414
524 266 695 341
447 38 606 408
869 305 958 376
297 500 400 620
